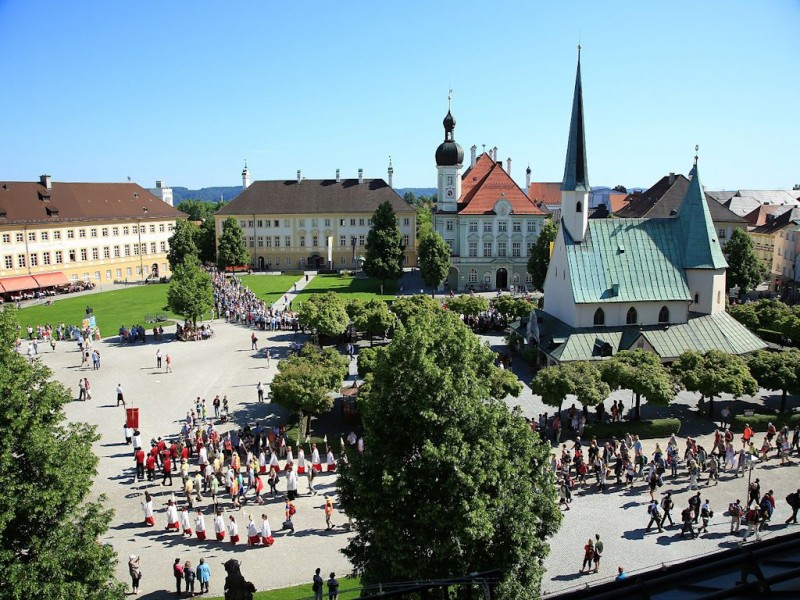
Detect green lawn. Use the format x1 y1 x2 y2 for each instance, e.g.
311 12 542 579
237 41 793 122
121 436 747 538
237 275 301 305
18 285 180 335
298 274 396 302
210 577 361 600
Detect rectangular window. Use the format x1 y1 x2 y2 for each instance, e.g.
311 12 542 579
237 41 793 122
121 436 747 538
483 222 492 233
368 218 373 226
527 241 534 254
468 269 478 283
340 256 346 265
159 224 165 232
403 218 410 226
299 236 306 247
92 248 99 260
4 255 12 268
133 244 139 256
469 241 478 257
324 219 331 227
513 221 521 233
257 237 264 247
123 226 129 235
79 229 86 238
248 237 254 248
274 220 280 227
42 252 50 265
312 235 319 247
69 250 76 262
264 220 271 229
115 268 122 278
498 222 507 233
498 242 507 257
17 255 26 268
55 251 63 264
339 235 346 247
105 270 112 280
468 221 478 233
257 220 263 228
265 237 272 247
351 235 357 248
285 236 291 247
446 220 454 231
28 231 36 242
141 243 148 255
2 234 9 243
483 242 493 257
150 242 156 254
132 225 138 234
350 219 356 226
126 267 132 277
247 221 254 228
512 242 521 257
286 257 292 266
29 253 38 266
359 235 365 246
41 231 48 241
66 229 74 239
54 230 61 240
16 233 24 242
124 244 131 256
114 246 121 257
359 218 365 227
104 247 111 259
149 225 155 233
90 228 98 237
274 237 280 247
80 249 87 261
112 227 119 236
311 218 318 227
339 219 346 227
527 221 536 233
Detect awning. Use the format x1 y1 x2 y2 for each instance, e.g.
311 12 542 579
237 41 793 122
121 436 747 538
32 272 69 288
0 275 39 293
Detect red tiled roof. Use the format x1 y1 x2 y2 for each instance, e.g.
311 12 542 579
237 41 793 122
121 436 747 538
528 182 562 208
609 193 629 213
458 156 548 215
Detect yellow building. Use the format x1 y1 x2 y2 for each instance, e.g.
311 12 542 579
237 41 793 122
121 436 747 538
0 175 185 297
215 171 417 270
746 206 800 291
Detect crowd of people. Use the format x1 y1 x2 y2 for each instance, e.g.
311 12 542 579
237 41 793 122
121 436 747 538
212 271 299 331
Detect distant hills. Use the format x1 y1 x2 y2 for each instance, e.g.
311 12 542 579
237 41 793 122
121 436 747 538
170 186 437 205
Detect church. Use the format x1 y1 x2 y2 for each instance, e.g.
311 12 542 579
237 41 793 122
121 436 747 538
530 50 765 365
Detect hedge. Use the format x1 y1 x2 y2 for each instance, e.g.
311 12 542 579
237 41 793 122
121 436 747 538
731 412 800 432
582 418 681 441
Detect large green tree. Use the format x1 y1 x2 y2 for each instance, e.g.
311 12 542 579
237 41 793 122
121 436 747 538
724 229 765 295
196 218 218 264
493 296 534 321
167 255 214 325
446 294 489 317
672 349 759 417
748 349 800 413
349 299 396 346
531 361 610 413
270 344 349 437
0 307 124 600
363 201 404 289
176 199 228 222
217 216 249 272
390 294 441 326
166 218 198 270
417 231 451 296
337 310 558 598
527 218 557 291
297 292 349 340
600 350 674 421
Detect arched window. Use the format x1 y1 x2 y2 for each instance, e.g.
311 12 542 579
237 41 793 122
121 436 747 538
694 293 700 304
594 308 605 326
626 307 638 325
658 306 669 323
576 201 583 213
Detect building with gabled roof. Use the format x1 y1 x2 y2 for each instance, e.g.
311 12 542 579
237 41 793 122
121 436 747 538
432 104 550 291
530 50 764 365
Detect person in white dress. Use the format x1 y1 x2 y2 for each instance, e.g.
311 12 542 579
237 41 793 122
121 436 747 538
246 514 260 546
297 448 306 475
214 510 226 541
269 451 281 474
260 513 273 546
165 497 179 531
259 450 267 474
228 515 239 545
311 444 322 473
195 510 207 541
180 507 192 537
141 491 155 526
326 447 336 472
285 446 294 471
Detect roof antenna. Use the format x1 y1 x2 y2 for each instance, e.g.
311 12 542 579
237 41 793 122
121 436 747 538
448 86 452 111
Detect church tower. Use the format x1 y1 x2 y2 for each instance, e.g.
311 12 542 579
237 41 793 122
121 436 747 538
242 160 251 189
560 47 590 243
435 92 464 213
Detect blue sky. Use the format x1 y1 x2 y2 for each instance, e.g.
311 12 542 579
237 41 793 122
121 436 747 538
1 1 797 191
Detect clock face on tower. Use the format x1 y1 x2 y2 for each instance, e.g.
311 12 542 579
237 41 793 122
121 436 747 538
445 187 455 199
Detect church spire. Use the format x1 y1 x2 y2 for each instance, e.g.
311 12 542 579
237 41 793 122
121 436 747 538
562 45 589 192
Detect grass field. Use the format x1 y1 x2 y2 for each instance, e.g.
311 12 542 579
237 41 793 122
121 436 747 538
237 275 301 305
210 577 361 600
297 274 396 302
17 285 180 335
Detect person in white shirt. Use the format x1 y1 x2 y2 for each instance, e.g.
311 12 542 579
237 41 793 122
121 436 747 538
198 444 208 468
228 515 239 545
296 448 306 475
195 510 207 541
180 507 192 537
311 444 321 473
260 513 273 546
259 450 267 474
124 424 134 445
286 466 298 501
165 498 179 531
132 430 142 456
141 491 155 526
326 447 336 472
285 446 294 470
247 514 260 545
269 451 281 474
214 510 226 541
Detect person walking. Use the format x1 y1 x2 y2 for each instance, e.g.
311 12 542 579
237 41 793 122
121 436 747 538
116 383 125 407
228 515 239 545
214 510 226 541
195 509 207 541
286 466 298 501
743 506 761 541
165 354 172 373
260 513 274 546
312 568 324 600
156 349 162 369
251 332 258 350
282 496 296 534
196 558 211 595
128 555 142 595
580 538 595 573
699 499 712 534
166 498 180 531
646 499 663 533
660 492 675 527
680 506 697 539
307 464 317 495
748 478 761 508
141 491 155 526
592 534 603 573
327 572 339 600
729 499 743 534
785 489 800 524
324 496 334 530
78 377 86 401
184 561 196 597
257 381 264 403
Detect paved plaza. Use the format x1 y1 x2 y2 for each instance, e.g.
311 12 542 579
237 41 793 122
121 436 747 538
25 279 800 598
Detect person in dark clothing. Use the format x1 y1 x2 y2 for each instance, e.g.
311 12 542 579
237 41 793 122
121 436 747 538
173 558 183 595
786 489 800 524
312 568 324 600
327 572 339 600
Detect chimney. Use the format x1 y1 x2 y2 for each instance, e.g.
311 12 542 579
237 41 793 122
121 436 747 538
297 170 302 183
470 145 477 167
40 174 52 189
358 168 364 184
335 168 340 183
525 164 531 194
506 157 512 175
492 146 498 161
668 172 675 186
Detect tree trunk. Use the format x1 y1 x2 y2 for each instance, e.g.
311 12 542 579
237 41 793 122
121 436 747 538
298 410 305 442
634 393 642 421
707 396 715 418
781 389 788 414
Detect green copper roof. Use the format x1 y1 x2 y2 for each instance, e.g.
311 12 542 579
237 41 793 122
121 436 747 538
532 310 765 363
676 165 728 269
565 219 691 304
561 51 589 192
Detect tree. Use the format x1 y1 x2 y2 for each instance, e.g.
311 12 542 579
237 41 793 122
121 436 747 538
356 346 383 378
724 229 765 295
176 199 228 222
166 218 199 270
418 231 451 296
363 201 404 289
493 296 534 321
167 255 214 325
728 303 760 331
337 310 559 598
351 299 395 346
527 219 557 291
748 349 800 413
446 294 489 317
531 361 609 413
416 203 433 239
196 217 218 264
0 307 124 600
270 344 349 437
217 216 249 272
672 350 758 417
390 294 441 326
613 185 628 193
600 350 674 421
297 292 349 341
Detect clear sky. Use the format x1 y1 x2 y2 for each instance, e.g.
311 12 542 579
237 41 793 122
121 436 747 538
1 1 797 192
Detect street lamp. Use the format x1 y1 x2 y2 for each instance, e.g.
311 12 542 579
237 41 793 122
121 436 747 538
138 206 148 282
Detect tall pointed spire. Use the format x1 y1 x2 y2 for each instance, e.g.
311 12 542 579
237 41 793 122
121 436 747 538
562 46 589 192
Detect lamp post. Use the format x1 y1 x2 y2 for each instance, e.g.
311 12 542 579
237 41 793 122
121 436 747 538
138 206 148 282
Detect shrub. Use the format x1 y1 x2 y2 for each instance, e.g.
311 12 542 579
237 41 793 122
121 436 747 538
756 328 784 344
582 418 682 441
731 412 800 432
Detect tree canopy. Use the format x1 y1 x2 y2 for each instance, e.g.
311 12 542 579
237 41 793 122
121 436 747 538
216 216 249 272
337 309 559 598
349 299 395 345
297 292 349 340
390 294 441 326
600 350 674 420
747 349 800 413
176 199 228 222
672 349 758 416
0 307 124 600
531 361 610 412
493 296 534 321
527 219 558 291
166 255 214 325
724 229 765 295
418 231 451 295
196 218 218 264
166 218 199 270
363 201 404 287
728 299 800 346
446 294 489 317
